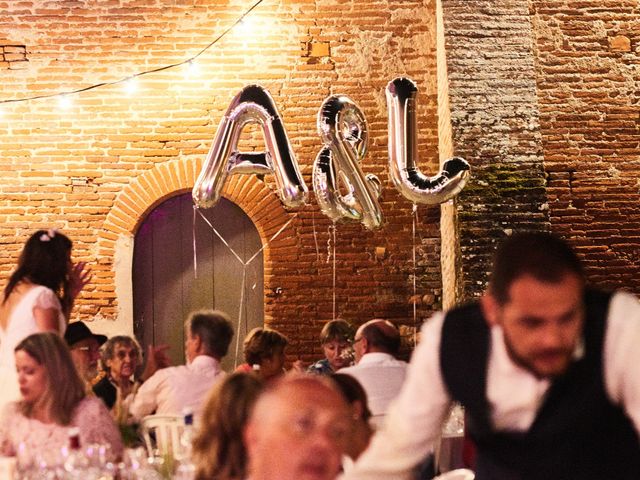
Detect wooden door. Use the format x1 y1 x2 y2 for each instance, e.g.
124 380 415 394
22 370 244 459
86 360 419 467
133 193 264 372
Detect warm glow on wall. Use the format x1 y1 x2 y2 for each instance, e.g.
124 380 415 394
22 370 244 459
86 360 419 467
0 0 265 111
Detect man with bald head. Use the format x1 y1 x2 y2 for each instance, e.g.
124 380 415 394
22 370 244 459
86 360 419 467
339 319 408 428
244 375 351 480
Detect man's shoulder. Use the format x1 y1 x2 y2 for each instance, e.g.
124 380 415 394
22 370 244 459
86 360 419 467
340 354 407 375
360 352 407 367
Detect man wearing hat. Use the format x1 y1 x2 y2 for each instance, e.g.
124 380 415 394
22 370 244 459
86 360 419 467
64 321 107 387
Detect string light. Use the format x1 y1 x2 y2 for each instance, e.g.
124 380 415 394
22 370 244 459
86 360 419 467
0 0 265 106
58 94 72 110
123 77 138 95
183 59 200 79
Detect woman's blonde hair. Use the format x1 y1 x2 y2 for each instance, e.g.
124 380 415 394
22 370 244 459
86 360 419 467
192 372 264 480
15 332 86 425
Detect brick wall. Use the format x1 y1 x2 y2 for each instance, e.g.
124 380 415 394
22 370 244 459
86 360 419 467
531 1 640 292
442 0 640 299
442 0 550 300
0 0 443 361
2 1 638 362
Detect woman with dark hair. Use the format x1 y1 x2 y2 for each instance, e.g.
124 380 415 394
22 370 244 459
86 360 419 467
0 229 90 407
0 333 122 463
192 372 264 480
236 327 291 382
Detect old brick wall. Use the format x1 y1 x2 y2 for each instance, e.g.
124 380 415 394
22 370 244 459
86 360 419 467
0 0 443 362
531 1 640 293
442 0 550 301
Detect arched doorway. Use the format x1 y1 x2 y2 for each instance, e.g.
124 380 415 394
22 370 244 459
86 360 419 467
132 193 264 372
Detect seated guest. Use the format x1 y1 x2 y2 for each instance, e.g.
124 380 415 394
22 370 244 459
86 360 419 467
192 372 264 480
331 373 374 464
0 332 123 461
64 321 107 388
93 335 142 412
243 375 351 480
307 319 355 375
339 319 408 428
236 327 289 382
128 310 234 421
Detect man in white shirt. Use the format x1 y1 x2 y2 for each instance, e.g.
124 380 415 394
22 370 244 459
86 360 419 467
339 319 408 428
129 309 234 421
344 232 640 480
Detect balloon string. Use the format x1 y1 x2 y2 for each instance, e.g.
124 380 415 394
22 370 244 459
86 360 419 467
234 267 247 369
412 203 419 347
196 207 245 264
312 211 320 265
332 224 337 320
245 213 298 266
192 205 198 279
194 206 298 267
193 205 298 367
326 225 333 264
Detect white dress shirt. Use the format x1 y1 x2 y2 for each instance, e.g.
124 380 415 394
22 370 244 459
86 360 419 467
339 352 408 428
342 290 640 480
128 355 226 421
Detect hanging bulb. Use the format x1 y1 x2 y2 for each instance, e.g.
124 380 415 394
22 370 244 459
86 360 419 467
184 59 200 78
58 95 72 109
124 77 138 95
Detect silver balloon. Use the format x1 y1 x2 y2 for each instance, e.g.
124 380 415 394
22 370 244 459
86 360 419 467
312 147 360 223
193 85 309 209
313 94 383 230
386 77 470 204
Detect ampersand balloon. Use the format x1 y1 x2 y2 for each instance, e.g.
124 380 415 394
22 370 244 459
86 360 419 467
313 94 383 230
386 77 470 204
193 84 308 209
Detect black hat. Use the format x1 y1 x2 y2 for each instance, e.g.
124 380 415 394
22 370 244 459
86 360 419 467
64 321 108 348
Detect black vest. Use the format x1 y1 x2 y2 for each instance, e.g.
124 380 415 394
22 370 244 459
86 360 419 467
440 290 640 480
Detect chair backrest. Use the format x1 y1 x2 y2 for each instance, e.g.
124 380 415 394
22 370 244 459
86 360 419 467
140 414 186 459
432 469 475 480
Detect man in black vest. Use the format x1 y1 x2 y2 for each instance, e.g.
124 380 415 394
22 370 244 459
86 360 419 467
343 232 640 480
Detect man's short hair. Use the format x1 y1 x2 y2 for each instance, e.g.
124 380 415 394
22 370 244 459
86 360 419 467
320 319 355 345
187 310 234 359
361 320 401 356
489 231 585 304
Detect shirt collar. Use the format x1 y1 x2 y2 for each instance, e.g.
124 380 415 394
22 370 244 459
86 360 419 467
358 352 396 365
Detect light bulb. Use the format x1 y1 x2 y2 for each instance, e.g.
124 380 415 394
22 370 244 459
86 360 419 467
58 95 72 109
124 77 138 95
184 60 200 78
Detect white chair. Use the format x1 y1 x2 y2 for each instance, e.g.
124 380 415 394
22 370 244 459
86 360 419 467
432 469 475 480
140 414 185 459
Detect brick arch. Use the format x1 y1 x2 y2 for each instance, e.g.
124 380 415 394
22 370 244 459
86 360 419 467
99 157 294 261
100 157 298 326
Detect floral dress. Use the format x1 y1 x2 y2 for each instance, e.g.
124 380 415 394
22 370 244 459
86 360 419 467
0 397 124 464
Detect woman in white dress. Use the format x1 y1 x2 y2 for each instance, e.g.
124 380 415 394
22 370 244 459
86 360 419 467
0 332 123 467
0 229 90 406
